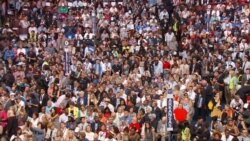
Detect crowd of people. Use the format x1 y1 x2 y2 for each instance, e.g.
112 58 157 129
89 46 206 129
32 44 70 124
0 0 250 141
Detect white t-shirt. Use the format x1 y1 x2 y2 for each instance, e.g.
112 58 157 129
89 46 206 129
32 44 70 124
17 48 26 55
28 27 38 33
221 134 233 141
85 132 95 141
58 113 69 123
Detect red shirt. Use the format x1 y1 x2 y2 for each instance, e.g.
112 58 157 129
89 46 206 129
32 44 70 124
0 110 8 128
104 112 111 119
163 61 171 70
174 108 188 122
56 107 63 115
129 122 141 133
239 0 247 3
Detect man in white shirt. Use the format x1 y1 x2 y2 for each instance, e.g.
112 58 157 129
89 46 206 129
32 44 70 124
83 59 93 73
187 86 196 102
100 98 115 113
17 96 25 108
242 56 250 73
239 39 249 52
153 58 163 76
225 56 236 70
157 95 167 109
59 110 69 123
159 9 169 20
230 95 244 108
77 117 88 131
28 22 38 34
221 129 234 141
101 59 112 73
84 29 94 40
238 130 250 141
55 94 70 108
232 47 244 60
165 30 177 51
75 32 83 40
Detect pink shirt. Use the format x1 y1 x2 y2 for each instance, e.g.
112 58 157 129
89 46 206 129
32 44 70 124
0 111 8 128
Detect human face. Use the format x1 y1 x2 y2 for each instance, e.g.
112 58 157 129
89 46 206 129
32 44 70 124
178 104 183 108
86 126 91 132
242 130 249 137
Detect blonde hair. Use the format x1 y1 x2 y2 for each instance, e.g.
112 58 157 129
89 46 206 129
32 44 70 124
47 122 54 129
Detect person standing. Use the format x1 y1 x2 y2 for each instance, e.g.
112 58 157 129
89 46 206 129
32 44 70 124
238 130 250 141
6 109 18 138
0 103 7 136
174 104 188 123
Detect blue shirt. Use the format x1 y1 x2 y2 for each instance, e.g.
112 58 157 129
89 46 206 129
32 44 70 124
4 49 15 61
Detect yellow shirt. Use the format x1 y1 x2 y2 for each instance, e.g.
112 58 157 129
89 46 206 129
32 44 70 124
181 127 191 141
68 106 79 119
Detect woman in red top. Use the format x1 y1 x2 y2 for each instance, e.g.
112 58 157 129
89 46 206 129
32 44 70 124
129 117 141 133
174 103 188 123
103 107 112 120
163 58 171 70
0 104 8 135
163 57 171 78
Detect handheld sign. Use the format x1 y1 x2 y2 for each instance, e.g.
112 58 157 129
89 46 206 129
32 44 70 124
167 88 174 131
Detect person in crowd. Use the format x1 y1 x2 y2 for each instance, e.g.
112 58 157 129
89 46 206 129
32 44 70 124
0 0 249 141
6 109 18 138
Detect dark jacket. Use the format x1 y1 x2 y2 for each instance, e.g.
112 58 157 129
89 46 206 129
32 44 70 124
77 95 88 107
91 120 102 133
152 107 162 120
241 74 249 87
7 116 18 138
40 94 49 107
236 85 250 103
194 94 206 109
190 62 202 75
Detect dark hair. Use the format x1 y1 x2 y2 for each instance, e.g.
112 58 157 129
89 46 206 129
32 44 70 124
112 126 120 134
144 121 152 130
232 137 239 141
37 122 45 129
33 112 39 118
123 127 129 133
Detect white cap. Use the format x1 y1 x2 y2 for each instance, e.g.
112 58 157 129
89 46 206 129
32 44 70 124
10 92 15 96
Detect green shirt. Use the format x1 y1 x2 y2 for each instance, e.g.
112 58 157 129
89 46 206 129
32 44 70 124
58 6 69 14
229 76 238 90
